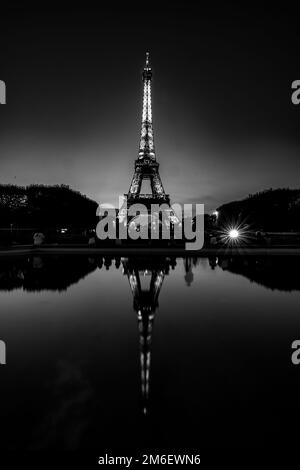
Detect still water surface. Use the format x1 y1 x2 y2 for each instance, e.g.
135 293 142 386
0 254 299 451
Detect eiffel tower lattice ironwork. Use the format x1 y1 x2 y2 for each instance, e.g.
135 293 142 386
127 52 170 207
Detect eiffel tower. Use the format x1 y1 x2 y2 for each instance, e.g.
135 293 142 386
127 52 170 208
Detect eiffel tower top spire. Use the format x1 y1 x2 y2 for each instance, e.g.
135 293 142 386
139 51 155 160
145 51 150 68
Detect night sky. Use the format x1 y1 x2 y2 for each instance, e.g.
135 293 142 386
1 3 300 211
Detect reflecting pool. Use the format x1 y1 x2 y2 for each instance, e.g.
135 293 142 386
0 254 299 451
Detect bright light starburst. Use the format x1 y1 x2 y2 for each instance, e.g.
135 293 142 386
218 222 252 246
229 228 239 239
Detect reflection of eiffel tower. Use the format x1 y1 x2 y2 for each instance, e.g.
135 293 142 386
122 257 175 414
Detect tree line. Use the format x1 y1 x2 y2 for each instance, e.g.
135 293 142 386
217 188 300 231
0 184 98 229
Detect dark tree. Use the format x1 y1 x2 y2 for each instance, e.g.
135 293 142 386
0 183 98 229
217 188 300 231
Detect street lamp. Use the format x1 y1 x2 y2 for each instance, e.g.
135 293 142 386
228 228 239 239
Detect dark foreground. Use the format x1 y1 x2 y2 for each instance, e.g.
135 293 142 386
0 254 299 467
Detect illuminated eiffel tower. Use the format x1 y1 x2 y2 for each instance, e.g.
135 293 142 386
127 52 170 208
122 257 173 414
